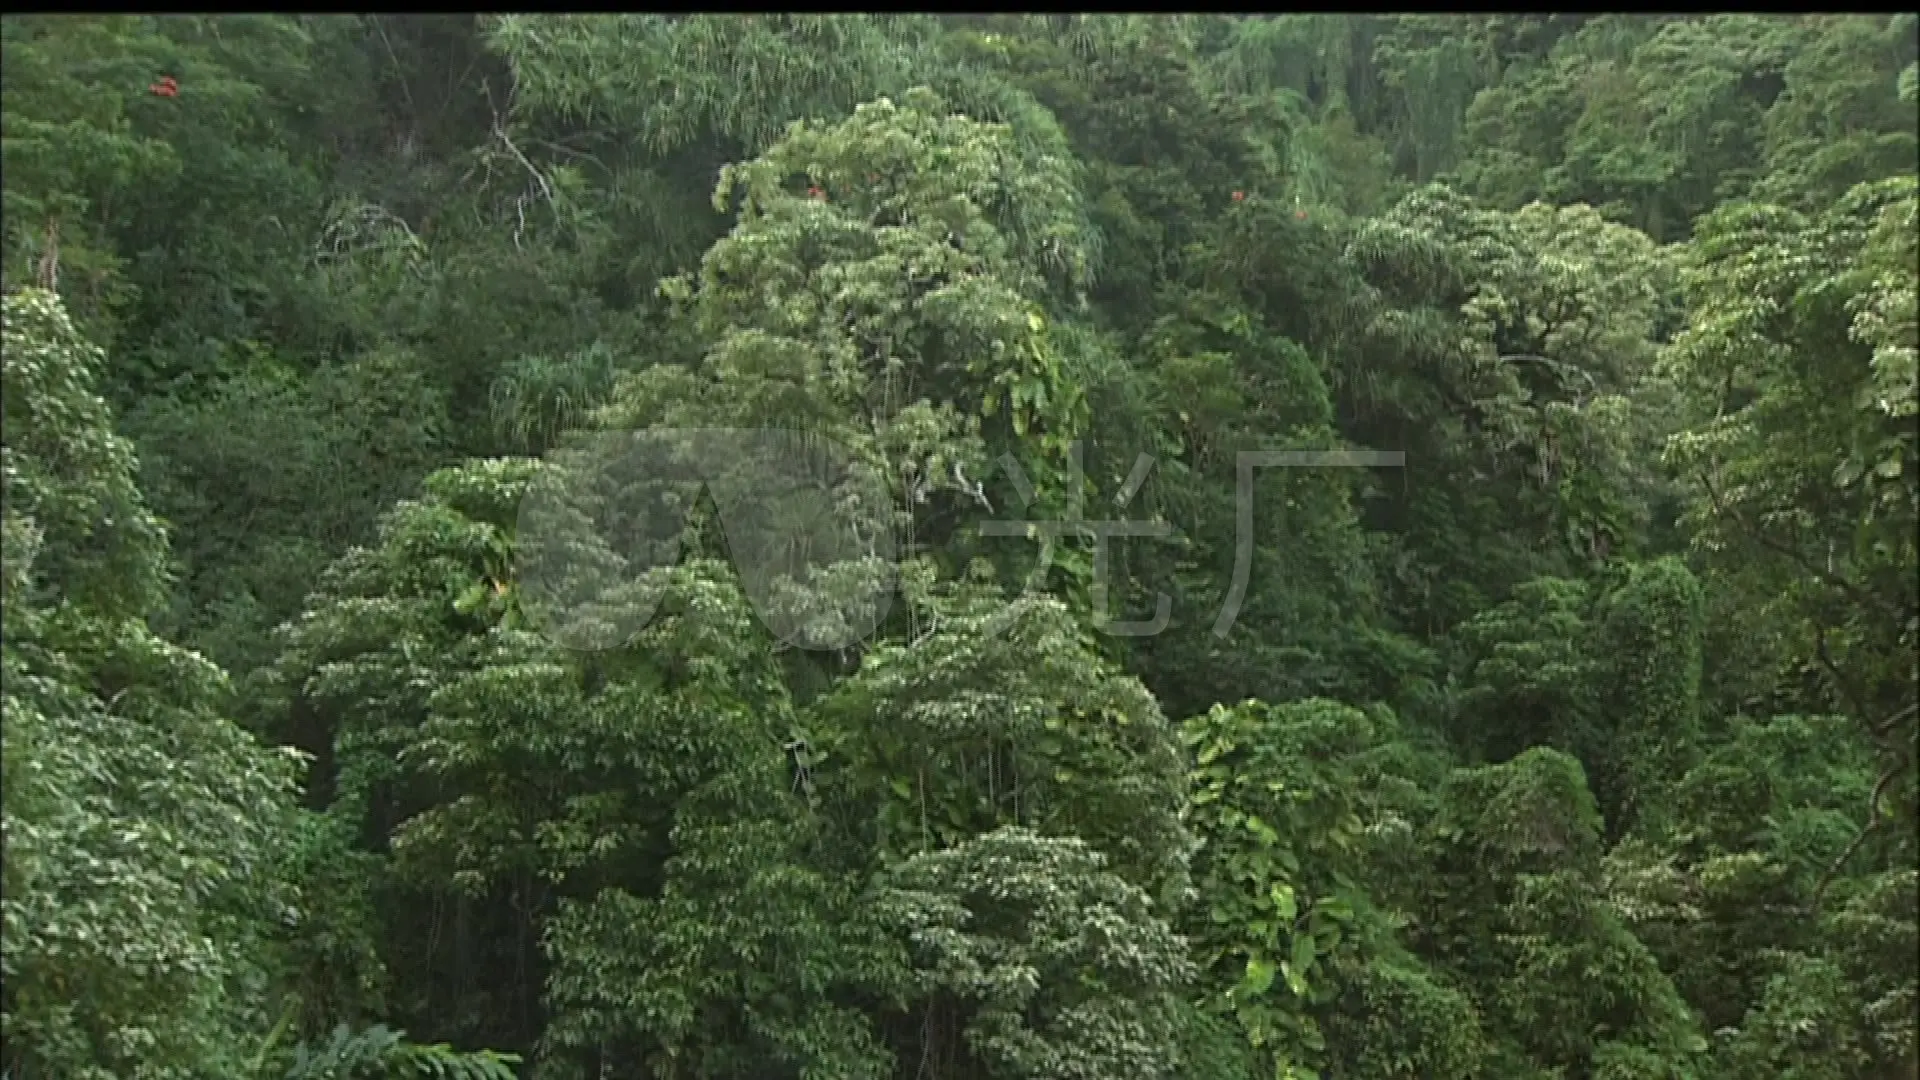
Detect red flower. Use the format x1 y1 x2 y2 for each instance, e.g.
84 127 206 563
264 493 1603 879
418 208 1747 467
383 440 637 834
1295 210 1308 220
149 75 178 98
1231 190 1245 202
807 186 825 200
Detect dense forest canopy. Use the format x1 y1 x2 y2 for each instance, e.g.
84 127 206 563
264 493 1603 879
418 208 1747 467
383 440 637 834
2 13 1915 1079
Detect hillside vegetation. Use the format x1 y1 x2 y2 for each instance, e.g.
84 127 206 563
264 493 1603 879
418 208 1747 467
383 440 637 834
3 14 1915 1079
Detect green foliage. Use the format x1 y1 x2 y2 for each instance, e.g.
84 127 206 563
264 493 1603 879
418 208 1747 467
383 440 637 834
4 16 1916 1080
2 289 302 1078
1753 15 1920 212
127 345 450 674
604 87 1110 646
281 1024 520 1080
1424 749 1709 1074
1448 557 1706 840
1607 712 1885 1044
1663 175 1918 830
1182 698 1487 1076
818 580 1191 904
486 15 930 158
1337 185 1672 634
1448 15 1914 242
873 827 1193 1078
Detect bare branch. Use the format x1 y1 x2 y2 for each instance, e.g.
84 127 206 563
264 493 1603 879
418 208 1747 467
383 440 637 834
34 218 59 291
1698 466 1908 628
372 16 417 118
1814 622 1876 730
1872 702 1919 739
1812 750 1913 912
494 119 555 205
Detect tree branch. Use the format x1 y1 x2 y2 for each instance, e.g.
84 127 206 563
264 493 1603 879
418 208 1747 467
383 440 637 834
1872 701 1919 739
372 16 417 118
1812 750 1913 913
1813 621 1876 730
1698 466 1908 628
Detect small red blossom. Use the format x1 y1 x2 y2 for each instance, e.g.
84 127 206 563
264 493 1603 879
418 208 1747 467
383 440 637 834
149 75 178 98
1295 210 1308 220
807 186 825 200
1231 190 1245 202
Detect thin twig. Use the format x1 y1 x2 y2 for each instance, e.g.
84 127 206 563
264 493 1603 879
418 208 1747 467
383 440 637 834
1812 751 1913 912
495 120 555 203
530 137 611 177
1813 622 1876 730
35 218 59 291
1698 466 1907 628
1872 702 1919 739
372 16 417 117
